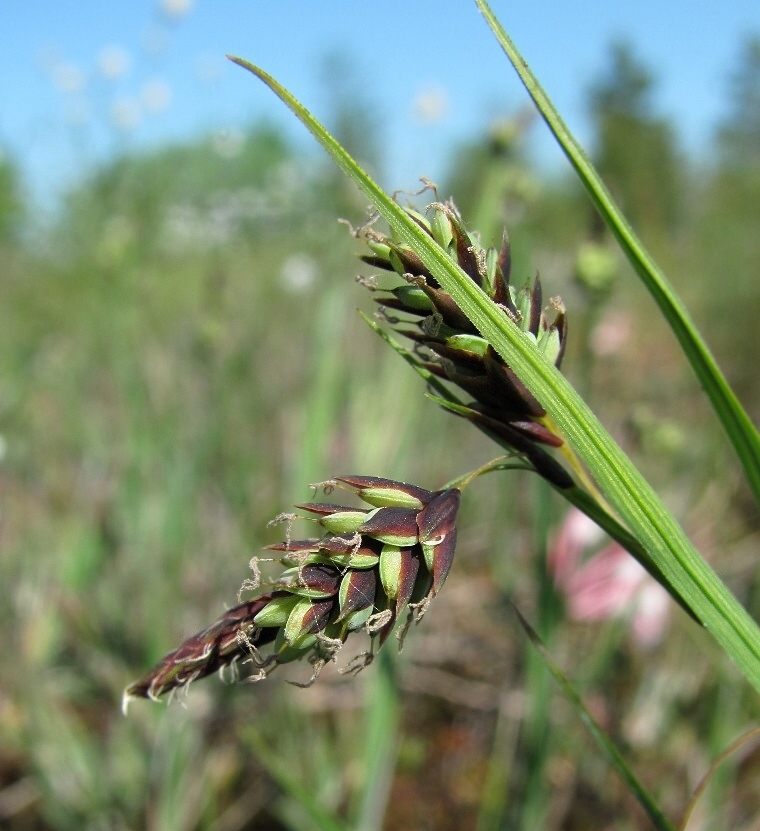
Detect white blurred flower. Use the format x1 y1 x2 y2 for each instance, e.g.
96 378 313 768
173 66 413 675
97 45 130 80
140 79 172 114
161 188 282 253
411 84 450 124
160 0 194 18
267 160 303 206
162 204 200 251
110 97 141 131
212 128 244 159
281 254 318 293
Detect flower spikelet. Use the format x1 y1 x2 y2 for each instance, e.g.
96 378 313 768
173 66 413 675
356 198 573 489
123 476 460 707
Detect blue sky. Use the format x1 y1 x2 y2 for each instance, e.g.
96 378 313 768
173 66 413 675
2 0 759 206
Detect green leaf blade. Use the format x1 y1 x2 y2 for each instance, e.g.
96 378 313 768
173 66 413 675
474 0 760 506
514 608 677 831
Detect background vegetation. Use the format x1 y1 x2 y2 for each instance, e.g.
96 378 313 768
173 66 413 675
2 36 760 830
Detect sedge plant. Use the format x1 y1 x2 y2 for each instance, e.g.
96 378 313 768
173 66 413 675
126 3 760 827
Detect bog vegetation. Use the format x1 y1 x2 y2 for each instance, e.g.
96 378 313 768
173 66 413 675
2 37 760 830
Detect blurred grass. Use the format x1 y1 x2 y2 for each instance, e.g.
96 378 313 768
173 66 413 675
2 91 760 830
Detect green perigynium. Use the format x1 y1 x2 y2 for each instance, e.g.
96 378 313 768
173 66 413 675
123 476 460 708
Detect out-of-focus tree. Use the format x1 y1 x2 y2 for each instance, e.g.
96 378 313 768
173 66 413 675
588 41 683 238
707 34 760 246
0 152 24 244
54 124 300 264
315 52 384 215
694 35 760 411
445 110 540 248
716 35 760 171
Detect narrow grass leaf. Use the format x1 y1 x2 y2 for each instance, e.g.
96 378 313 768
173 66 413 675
474 0 760 506
352 650 400 831
244 728 350 831
679 726 760 831
514 607 677 831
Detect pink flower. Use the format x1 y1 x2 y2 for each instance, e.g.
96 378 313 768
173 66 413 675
548 509 670 647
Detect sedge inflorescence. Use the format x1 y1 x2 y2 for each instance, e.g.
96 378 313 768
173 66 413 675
123 476 460 708
355 194 573 489
125 194 576 711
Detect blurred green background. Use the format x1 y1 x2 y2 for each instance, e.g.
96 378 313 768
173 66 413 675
3 31 760 831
